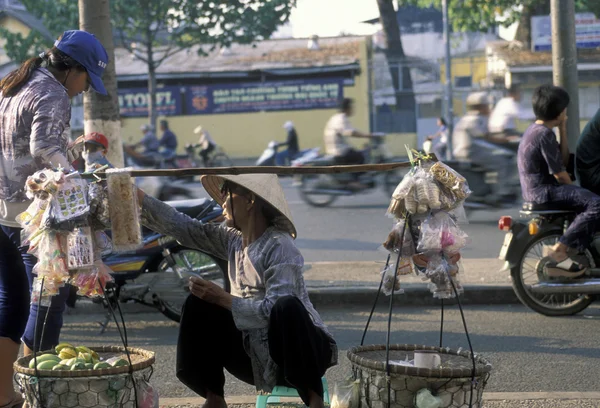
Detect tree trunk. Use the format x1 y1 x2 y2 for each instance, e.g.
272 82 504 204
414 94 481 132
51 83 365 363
78 0 124 167
146 31 158 131
376 0 416 132
515 2 551 50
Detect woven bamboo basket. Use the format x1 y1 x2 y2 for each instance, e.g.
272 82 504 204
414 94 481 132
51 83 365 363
14 346 156 408
347 344 492 408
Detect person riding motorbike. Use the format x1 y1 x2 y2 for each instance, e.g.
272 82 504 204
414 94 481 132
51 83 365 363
275 121 300 165
488 84 529 144
158 119 178 160
518 84 600 278
576 108 600 196
193 125 217 167
451 91 516 202
324 98 381 189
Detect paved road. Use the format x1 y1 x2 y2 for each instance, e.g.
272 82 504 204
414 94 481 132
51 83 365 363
180 178 521 263
55 303 600 400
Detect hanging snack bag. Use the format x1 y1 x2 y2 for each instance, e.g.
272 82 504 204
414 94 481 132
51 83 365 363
67 227 95 270
106 168 142 252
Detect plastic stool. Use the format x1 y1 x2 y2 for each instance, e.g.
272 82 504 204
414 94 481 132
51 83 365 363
256 377 330 408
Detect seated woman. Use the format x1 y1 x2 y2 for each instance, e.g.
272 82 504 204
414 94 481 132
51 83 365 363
137 174 337 408
517 84 600 278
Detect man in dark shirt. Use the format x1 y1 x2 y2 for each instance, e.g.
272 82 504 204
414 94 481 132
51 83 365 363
517 84 600 278
159 119 178 159
576 108 600 195
275 121 300 165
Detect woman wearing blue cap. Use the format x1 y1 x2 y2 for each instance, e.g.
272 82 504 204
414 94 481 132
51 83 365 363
0 30 108 408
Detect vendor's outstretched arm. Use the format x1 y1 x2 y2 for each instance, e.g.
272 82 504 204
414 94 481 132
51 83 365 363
138 191 233 260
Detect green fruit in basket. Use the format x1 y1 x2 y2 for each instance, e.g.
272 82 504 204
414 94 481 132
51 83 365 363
92 357 99 365
78 352 93 363
28 354 60 369
61 358 75 366
36 360 59 370
70 362 86 370
84 363 94 370
107 357 129 367
58 348 77 360
93 362 111 370
52 364 70 371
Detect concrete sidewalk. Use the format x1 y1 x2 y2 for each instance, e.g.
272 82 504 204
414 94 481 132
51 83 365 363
158 392 600 407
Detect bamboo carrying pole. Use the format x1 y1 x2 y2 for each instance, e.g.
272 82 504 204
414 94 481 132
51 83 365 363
81 161 421 179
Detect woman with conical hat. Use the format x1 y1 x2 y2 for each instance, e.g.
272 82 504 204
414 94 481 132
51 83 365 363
138 174 337 408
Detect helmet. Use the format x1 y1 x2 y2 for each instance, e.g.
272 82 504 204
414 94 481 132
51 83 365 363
194 125 204 135
466 92 491 108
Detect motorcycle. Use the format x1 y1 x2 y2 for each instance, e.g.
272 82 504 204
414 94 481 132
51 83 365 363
423 140 521 215
123 144 195 201
292 135 407 207
92 197 228 332
184 143 233 168
255 141 320 167
498 203 600 316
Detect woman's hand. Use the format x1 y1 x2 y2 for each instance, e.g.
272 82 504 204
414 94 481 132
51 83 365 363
189 276 232 309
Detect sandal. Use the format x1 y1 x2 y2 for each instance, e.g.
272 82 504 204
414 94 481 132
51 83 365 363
0 395 24 408
545 257 587 278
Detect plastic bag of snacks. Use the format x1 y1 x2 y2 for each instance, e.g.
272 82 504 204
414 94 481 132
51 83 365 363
47 173 90 231
72 261 114 297
387 166 443 218
428 161 471 203
381 258 413 296
67 227 94 270
106 168 142 252
416 212 469 254
382 218 416 256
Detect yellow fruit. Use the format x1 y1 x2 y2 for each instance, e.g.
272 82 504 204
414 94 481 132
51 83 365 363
76 346 93 354
28 354 60 369
37 360 59 370
54 343 75 354
78 352 93 364
58 348 77 360
110 358 129 367
91 350 100 361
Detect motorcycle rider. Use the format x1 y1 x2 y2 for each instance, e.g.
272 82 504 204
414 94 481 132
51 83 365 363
488 84 529 142
324 98 380 189
576 108 600 196
518 84 600 277
452 91 516 202
276 121 300 165
136 124 160 154
158 119 178 160
193 125 217 167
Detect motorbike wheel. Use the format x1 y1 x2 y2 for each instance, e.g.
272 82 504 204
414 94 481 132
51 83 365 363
155 248 229 322
298 175 338 207
510 231 593 316
209 153 233 167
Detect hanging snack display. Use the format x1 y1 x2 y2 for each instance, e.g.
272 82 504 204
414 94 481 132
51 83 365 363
382 157 471 299
106 168 143 252
16 168 114 301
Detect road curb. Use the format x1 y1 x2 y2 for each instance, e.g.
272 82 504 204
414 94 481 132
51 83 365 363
308 284 519 307
158 392 600 406
65 284 518 316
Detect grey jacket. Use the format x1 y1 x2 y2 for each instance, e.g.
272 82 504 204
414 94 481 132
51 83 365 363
140 195 338 392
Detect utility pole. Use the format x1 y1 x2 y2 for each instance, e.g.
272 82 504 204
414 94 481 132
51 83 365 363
550 0 579 152
442 0 453 160
79 0 124 167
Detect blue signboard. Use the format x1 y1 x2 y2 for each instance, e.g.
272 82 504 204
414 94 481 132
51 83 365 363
532 13 600 51
185 78 344 115
118 86 182 117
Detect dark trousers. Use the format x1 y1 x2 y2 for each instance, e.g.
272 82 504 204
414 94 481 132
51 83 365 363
334 148 365 181
0 225 69 349
200 144 216 166
548 184 600 250
176 295 333 405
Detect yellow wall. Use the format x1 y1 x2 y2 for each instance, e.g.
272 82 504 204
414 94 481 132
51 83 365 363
0 16 32 65
121 39 371 158
440 54 488 86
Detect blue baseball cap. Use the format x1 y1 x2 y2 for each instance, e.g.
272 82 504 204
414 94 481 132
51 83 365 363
55 30 108 95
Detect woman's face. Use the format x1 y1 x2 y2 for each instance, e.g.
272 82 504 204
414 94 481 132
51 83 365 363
437 118 443 127
221 184 252 229
64 69 91 98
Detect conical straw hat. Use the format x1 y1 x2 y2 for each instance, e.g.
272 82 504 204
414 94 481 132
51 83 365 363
201 174 296 238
